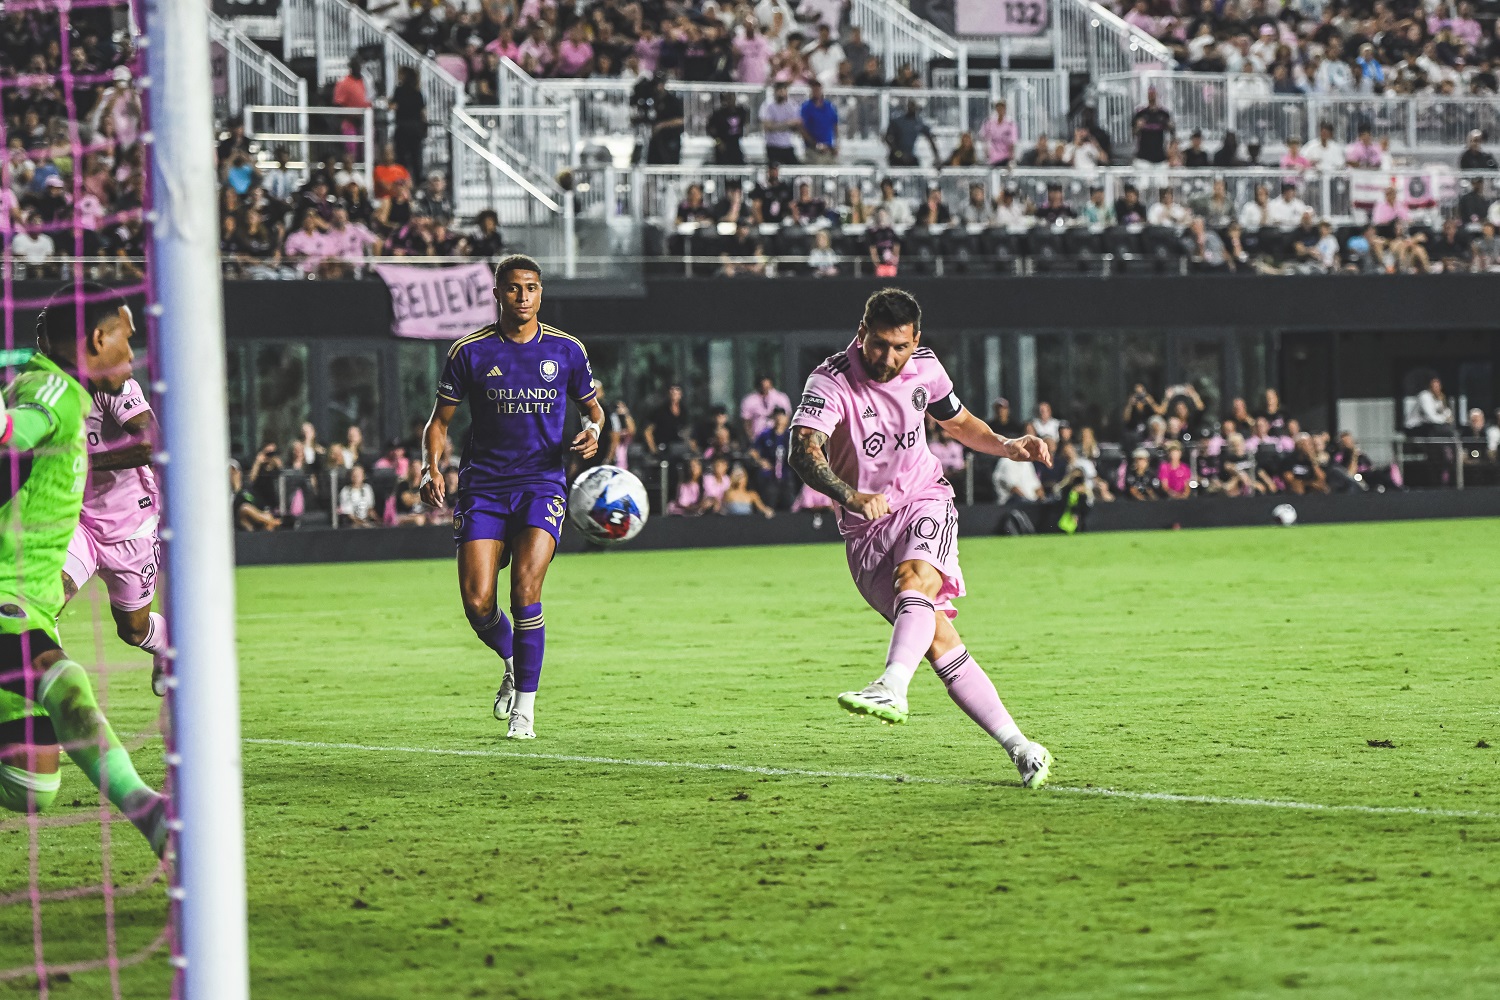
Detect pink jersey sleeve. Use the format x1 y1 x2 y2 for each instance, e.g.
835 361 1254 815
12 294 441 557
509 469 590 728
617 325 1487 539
101 378 151 431
790 369 846 437
917 353 963 422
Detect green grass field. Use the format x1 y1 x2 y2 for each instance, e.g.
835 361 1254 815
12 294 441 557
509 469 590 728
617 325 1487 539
4 519 1499 999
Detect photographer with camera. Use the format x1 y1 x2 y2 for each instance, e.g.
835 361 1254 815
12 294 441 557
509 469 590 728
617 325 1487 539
1122 384 1164 441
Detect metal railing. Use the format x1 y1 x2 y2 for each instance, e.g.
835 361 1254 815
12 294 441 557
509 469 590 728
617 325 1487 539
849 0 967 82
567 164 1500 228
208 8 306 126
450 109 565 215
448 108 577 275
1053 0 1172 78
280 0 464 173
243 105 375 193
1095 72 1500 153
489 69 1067 165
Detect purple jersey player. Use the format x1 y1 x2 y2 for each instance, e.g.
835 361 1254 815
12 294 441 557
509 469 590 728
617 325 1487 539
420 255 604 740
787 288 1056 788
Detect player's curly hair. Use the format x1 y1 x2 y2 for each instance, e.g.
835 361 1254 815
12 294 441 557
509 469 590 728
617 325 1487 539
35 282 128 362
862 287 922 334
494 254 543 284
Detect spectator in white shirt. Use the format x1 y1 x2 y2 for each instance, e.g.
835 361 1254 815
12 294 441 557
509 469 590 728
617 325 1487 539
1031 401 1061 440
1238 184 1272 228
806 24 845 87
993 456 1044 503
1407 377 1455 434
1266 182 1310 230
338 465 379 527
1314 220 1342 271
1062 125 1106 172
10 211 54 266
1147 187 1191 227
1312 41 1355 92
875 177 914 227
993 187 1027 228
1302 122 1347 172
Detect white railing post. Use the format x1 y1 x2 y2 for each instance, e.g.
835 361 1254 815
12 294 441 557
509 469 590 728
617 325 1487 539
564 189 577 278
882 17 895 82
363 107 375 193
312 0 326 85
297 78 310 168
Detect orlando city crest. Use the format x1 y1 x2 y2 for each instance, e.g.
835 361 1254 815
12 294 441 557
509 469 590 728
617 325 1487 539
540 359 559 382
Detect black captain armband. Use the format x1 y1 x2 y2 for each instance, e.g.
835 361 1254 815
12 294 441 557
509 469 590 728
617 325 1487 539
927 390 963 422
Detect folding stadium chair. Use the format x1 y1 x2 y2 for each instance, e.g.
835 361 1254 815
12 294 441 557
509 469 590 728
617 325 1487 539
1105 226 1150 274
980 229 1021 275
1061 227 1106 275
939 227 978 274
903 229 940 276
775 227 812 276
1026 227 1065 274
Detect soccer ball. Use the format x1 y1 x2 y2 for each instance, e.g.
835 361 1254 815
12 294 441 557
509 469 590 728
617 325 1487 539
568 465 649 545
1271 503 1298 526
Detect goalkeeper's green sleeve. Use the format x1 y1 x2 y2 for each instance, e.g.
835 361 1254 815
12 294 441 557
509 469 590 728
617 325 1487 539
2 406 55 452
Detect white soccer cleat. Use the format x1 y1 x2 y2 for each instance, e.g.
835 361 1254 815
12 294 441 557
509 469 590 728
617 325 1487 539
836 679 909 724
150 651 169 698
1015 742 1053 789
492 657 515 721
506 710 535 740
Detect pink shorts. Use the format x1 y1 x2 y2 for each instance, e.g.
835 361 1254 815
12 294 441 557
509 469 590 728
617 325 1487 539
63 525 159 612
844 495 964 622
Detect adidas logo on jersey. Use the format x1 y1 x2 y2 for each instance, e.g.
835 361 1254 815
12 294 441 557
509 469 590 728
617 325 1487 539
486 366 503 377
861 405 877 418
914 542 932 553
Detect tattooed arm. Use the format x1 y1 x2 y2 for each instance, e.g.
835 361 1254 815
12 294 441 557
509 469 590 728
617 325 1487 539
790 427 891 520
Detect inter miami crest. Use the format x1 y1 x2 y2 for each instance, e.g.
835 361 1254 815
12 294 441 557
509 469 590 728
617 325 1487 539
911 386 929 411
540 359 558 382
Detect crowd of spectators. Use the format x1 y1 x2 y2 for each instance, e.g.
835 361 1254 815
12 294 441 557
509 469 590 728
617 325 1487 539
1118 0 1500 98
666 156 1500 277
232 371 1500 532
232 422 460 531
360 0 916 99
214 119 507 279
2 6 147 277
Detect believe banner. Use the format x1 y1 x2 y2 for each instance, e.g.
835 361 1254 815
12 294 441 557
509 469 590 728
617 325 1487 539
376 262 497 340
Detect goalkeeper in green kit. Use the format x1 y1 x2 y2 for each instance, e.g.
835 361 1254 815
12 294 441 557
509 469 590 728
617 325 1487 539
0 285 167 857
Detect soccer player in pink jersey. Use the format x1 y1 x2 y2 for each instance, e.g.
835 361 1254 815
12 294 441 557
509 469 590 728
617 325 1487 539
789 289 1055 788
61 375 171 696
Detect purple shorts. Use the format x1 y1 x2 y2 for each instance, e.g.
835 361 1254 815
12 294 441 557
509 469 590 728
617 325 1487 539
452 489 567 550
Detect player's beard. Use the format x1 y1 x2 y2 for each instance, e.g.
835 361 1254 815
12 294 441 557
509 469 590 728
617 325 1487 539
859 354 903 383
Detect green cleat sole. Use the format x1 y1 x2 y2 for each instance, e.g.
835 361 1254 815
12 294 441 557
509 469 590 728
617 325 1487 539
837 692 909 725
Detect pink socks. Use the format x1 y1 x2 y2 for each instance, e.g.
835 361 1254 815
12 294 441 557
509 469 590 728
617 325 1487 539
881 590 936 693
932 645 1028 758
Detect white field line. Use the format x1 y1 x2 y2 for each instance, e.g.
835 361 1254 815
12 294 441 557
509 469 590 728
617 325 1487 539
244 738 1500 821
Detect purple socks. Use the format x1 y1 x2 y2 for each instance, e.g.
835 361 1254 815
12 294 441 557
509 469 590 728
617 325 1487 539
469 605 514 661
512 603 545 693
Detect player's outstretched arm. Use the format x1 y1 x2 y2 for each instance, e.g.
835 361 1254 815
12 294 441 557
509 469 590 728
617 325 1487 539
421 401 456 507
0 397 56 453
789 427 890 519
938 407 1052 466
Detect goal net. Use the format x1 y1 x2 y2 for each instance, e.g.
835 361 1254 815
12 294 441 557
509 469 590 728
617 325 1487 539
1 0 247 995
